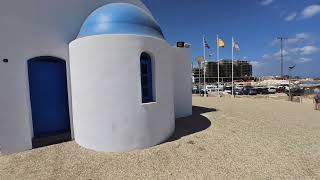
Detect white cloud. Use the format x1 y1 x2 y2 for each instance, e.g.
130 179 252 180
262 45 318 63
285 46 318 55
265 35 319 65
300 45 319 55
272 32 313 46
260 0 274 6
285 39 300 44
286 33 312 44
262 54 271 59
301 4 320 19
295 32 311 39
261 51 291 62
251 61 265 68
285 12 297 21
274 49 289 57
289 47 300 54
296 57 312 63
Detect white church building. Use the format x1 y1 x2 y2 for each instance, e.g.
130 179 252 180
0 0 192 154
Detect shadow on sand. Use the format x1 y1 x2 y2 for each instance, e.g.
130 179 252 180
166 106 216 142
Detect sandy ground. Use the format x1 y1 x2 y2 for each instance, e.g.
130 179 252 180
1 97 320 179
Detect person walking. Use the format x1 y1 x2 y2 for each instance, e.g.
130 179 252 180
314 88 320 110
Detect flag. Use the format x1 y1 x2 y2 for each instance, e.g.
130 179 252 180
218 38 225 48
233 41 240 52
204 38 210 49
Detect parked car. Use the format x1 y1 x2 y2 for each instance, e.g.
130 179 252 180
249 88 258 95
268 87 277 94
235 88 244 95
206 85 216 93
192 86 199 94
255 87 269 94
243 86 257 95
285 87 305 96
236 83 244 88
224 86 232 94
214 83 224 92
200 89 208 95
276 86 286 93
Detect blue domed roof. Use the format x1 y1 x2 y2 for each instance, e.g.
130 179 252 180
77 3 164 39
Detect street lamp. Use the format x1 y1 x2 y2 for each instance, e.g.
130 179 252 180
196 56 205 96
288 65 296 101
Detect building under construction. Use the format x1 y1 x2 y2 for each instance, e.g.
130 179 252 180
193 59 253 84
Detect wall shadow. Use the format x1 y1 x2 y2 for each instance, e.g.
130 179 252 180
166 106 216 142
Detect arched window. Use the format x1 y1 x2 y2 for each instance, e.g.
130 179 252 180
140 52 154 103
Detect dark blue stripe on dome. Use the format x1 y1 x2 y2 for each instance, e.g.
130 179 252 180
77 3 164 39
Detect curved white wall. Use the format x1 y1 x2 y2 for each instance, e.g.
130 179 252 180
69 35 175 152
0 0 148 154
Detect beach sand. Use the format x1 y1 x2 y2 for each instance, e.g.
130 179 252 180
1 97 320 179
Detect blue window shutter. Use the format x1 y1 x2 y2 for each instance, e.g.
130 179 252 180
140 53 154 103
147 59 153 102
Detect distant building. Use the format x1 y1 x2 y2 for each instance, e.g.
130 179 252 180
193 59 253 84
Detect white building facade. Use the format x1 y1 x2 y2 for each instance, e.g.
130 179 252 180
0 0 192 154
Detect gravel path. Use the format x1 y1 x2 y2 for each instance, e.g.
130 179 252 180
1 97 320 179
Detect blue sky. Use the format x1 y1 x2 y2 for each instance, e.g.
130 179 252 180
143 0 320 77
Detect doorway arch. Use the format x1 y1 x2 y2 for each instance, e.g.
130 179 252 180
27 56 71 147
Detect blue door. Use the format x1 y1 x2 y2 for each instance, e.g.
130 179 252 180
28 57 71 138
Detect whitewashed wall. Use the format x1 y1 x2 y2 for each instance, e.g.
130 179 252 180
69 35 175 152
172 48 193 118
0 0 148 154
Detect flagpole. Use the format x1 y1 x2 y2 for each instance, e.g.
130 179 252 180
198 62 201 96
217 34 220 96
203 35 206 97
232 37 234 96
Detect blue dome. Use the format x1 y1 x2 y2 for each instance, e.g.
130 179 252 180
77 3 164 39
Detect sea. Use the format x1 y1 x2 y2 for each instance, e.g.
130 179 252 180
303 81 320 86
